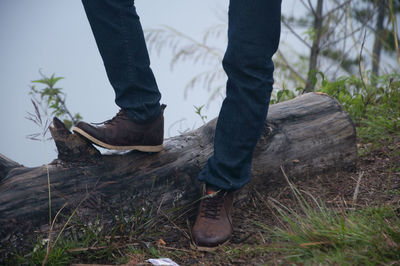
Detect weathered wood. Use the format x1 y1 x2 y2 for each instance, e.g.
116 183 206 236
50 117 101 162
0 154 22 182
0 93 357 241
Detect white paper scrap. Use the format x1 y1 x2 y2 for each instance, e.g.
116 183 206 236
146 258 180 266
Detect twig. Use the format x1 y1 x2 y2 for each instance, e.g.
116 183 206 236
276 50 307 84
389 0 400 68
53 193 90 247
358 29 369 93
352 171 364 203
325 0 352 17
281 19 312 49
42 138 52 266
157 245 192 253
306 0 317 17
158 207 191 240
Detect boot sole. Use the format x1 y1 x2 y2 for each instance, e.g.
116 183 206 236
72 127 164 152
190 238 230 252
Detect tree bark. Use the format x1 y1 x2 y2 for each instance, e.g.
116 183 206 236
0 93 357 241
305 0 324 92
372 0 386 77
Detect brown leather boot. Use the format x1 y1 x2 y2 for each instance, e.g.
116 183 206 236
72 105 165 152
191 186 234 251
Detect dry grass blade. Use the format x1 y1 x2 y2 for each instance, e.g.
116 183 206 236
31 99 43 125
352 171 364 203
299 241 331 247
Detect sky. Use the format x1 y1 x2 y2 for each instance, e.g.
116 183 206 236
0 0 302 167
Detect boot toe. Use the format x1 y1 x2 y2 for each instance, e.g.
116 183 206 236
192 225 232 247
73 122 106 142
74 121 94 134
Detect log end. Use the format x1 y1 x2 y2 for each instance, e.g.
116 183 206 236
0 154 23 182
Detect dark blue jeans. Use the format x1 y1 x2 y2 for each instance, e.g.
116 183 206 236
82 0 281 190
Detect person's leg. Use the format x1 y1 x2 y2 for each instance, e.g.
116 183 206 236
193 0 282 249
199 0 282 190
75 0 164 152
81 0 161 123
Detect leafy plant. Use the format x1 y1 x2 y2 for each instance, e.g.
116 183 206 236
27 71 82 133
317 73 400 146
193 105 208 124
270 86 298 104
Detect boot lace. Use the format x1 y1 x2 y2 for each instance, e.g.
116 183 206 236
93 110 128 125
201 191 224 220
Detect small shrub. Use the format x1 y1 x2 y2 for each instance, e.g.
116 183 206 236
27 71 82 134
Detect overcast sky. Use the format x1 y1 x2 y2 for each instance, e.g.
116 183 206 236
0 0 301 167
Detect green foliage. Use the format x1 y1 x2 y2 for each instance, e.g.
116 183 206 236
193 105 207 124
353 0 400 54
381 28 400 53
270 87 297 104
321 49 359 74
302 27 317 42
317 73 400 147
28 72 82 132
7 238 75 266
281 14 312 28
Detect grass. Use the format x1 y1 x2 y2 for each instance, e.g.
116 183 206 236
12 179 399 265
262 203 400 265
256 168 400 265
6 172 400 265
4 201 195 265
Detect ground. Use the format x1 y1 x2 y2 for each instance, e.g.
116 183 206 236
158 142 400 265
4 138 400 265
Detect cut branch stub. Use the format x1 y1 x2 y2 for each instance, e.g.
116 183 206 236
49 117 101 162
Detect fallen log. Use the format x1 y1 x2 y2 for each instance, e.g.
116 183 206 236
0 154 22 182
0 93 357 241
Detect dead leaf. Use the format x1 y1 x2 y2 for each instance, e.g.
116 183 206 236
157 238 166 246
